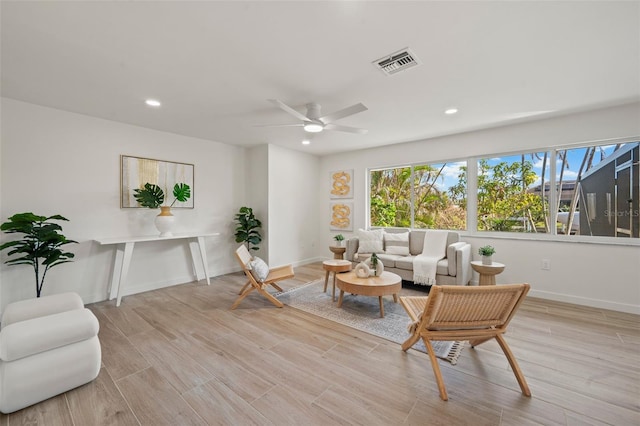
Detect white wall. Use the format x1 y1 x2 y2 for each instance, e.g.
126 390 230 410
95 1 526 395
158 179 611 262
267 144 322 267
321 103 640 314
246 144 269 262
1 98 246 308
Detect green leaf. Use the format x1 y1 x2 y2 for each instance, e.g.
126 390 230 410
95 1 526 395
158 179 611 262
172 183 191 203
133 183 164 208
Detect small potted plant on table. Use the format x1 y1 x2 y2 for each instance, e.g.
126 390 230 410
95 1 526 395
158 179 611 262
333 234 345 247
478 245 496 265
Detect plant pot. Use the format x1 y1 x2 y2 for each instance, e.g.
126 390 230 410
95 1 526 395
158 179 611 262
482 255 492 265
155 206 175 237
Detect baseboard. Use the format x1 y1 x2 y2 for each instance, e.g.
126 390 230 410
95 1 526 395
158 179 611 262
528 288 640 315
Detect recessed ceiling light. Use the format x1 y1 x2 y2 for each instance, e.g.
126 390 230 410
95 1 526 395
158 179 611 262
445 108 458 115
302 139 311 145
145 99 161 107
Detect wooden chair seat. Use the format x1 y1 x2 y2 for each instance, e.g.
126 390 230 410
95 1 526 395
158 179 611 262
399 283 531 401
231 245 294 310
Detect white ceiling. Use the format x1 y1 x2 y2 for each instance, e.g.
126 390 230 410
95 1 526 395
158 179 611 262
2 1 639 156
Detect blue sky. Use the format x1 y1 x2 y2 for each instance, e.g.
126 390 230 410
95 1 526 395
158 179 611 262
431 143 629 192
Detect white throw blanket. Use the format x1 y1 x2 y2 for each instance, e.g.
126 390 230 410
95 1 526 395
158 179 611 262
413 230 448 285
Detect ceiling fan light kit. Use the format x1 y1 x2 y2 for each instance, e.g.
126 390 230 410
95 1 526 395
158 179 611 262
303 122 324 133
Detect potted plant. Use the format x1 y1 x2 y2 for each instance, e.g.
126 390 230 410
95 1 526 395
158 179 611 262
478 245 496 265
333 234 345 246
234 207 262 252
368 252 384 276
0 212 77 297
133 182 191 236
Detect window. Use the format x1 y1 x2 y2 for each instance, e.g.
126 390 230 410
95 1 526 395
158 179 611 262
369 162 466 230
557 142 639 238
476 153 550 233
367 139 638 241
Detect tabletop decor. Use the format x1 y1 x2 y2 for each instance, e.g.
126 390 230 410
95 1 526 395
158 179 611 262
133 182 191 237
478 245 495 265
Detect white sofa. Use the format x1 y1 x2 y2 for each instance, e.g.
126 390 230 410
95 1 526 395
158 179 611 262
0 292 101 413
345 228 472 285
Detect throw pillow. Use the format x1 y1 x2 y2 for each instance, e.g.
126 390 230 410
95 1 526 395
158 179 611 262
248 256 269 282
384 231 410 256
356 228 384 254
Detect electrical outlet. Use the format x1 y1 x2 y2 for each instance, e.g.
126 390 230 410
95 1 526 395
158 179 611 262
541 259 551 270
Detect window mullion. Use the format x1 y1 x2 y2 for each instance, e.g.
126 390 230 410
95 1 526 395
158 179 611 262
467 159 478 233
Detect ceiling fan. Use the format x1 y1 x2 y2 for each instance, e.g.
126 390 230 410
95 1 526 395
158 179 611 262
258 99 368 134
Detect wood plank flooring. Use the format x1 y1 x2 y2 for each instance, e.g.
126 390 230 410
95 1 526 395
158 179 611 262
2 262 638 425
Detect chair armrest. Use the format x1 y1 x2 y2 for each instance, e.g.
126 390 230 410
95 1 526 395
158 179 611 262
0 308 99 362
1 292 84 328
345 238 359 261
455 243 472 285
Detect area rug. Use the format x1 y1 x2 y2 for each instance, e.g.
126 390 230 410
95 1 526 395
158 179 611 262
276 280 464 364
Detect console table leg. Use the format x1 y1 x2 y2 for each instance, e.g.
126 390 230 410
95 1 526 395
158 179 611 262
190 237 211 285
116 242 135 307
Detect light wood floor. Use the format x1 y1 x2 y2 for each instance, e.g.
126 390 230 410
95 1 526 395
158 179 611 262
2 262 638 425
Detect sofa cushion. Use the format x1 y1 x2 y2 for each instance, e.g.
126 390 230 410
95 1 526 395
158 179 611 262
393 255 448 276
384 231 410 256
377 253 402 268
356 228 384 254
395 255 415 271
437 259 449 276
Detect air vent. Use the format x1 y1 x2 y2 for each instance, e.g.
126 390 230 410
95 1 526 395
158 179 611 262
373 48 420 76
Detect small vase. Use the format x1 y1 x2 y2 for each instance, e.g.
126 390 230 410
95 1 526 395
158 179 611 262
155 206 175 237
482 255 492 265
355 261 370 278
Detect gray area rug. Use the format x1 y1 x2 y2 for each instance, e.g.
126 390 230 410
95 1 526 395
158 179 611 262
276 280 464 364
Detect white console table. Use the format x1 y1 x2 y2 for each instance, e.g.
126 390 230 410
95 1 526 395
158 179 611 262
95 232 220 306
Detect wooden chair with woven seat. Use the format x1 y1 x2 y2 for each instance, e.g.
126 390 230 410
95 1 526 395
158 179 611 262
231 245 295 310
399 283 531 401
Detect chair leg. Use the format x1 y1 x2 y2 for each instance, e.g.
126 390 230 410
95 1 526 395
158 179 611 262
257 286 284 308
238 280 251 295
269 282 283 292
423 338 448 401
401 333 421 352
231 286 255 310
495 334 531 397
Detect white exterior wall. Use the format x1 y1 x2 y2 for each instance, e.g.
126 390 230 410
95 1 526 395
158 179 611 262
320 103 640 313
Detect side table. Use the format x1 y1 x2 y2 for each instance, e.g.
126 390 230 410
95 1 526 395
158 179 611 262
470 261 506 286
322 260 352 301
329 245 346 260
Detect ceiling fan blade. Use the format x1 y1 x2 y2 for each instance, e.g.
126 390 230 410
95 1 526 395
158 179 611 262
324 123 368 134
253 123 304 128
268 99 311 122
319 103 368 124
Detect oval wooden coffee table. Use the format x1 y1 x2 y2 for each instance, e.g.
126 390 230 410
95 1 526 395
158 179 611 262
336 271 402 318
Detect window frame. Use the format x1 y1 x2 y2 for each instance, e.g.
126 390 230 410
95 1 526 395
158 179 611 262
366 136 640 246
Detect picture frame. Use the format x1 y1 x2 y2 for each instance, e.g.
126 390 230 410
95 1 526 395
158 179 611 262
121 155 194 208
330 201 353 231
330 169 353 199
